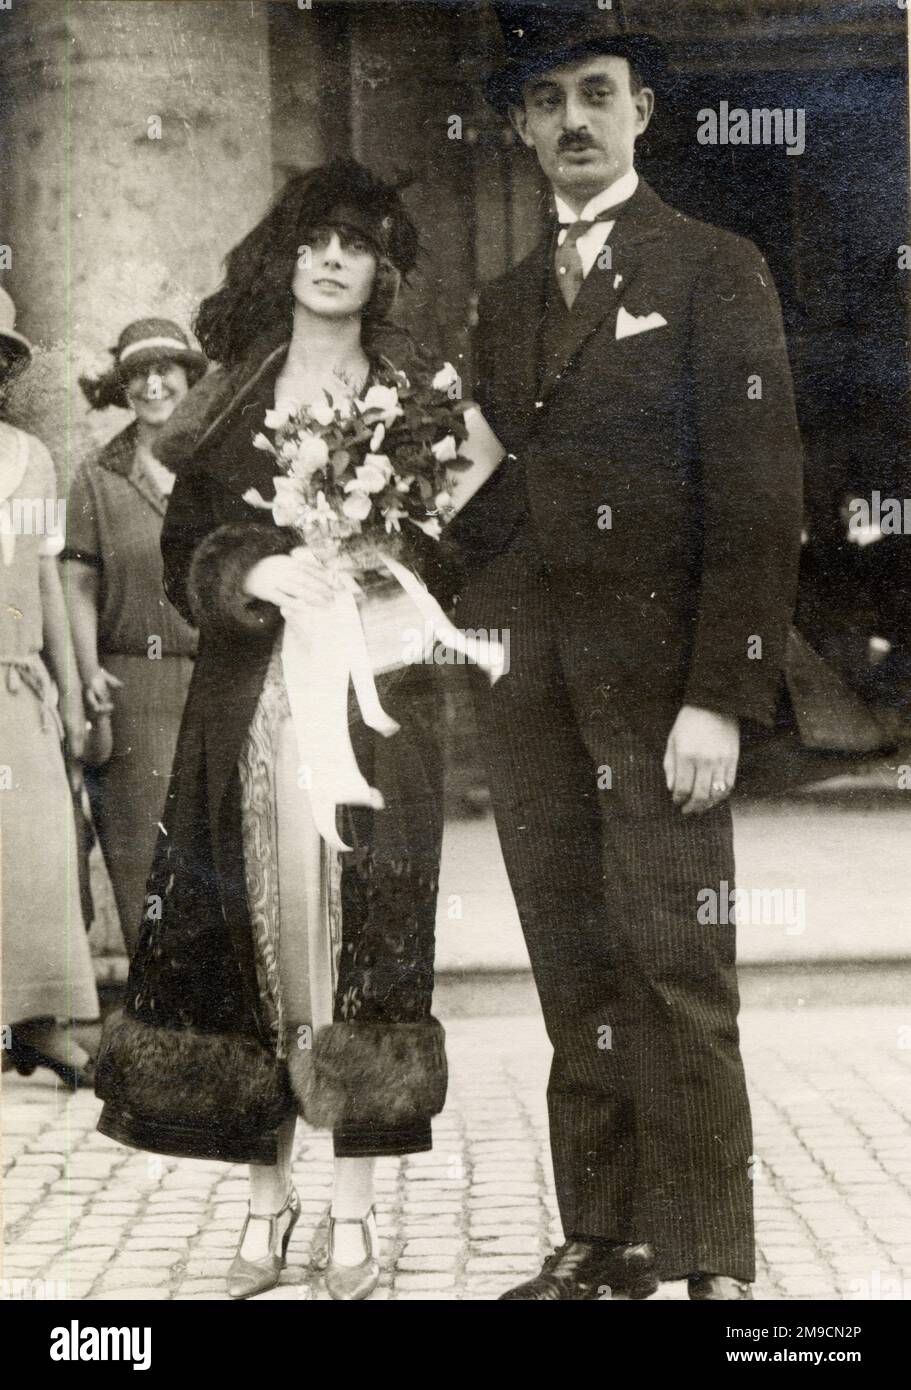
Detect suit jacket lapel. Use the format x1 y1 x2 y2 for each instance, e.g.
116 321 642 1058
539 180 670 401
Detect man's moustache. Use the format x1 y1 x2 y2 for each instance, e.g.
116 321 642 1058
558 136 598 152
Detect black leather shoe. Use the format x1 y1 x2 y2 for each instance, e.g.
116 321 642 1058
499 1240 658 1301
688 1272 753 1301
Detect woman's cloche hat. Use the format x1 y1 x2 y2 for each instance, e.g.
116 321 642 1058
79 317 208 411
0 287 34 365
485 0 667 114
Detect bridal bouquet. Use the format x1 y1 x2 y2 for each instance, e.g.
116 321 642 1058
244 360 469 569
243 361 505 851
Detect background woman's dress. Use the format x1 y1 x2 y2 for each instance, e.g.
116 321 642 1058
63 423 197 952
0 422 99 1026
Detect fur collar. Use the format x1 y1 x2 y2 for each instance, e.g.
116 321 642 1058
152 328 290 478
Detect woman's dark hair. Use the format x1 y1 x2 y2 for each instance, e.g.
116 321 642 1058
195 159 420 370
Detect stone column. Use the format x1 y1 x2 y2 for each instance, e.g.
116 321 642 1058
0 0 274 469
0 0 274 959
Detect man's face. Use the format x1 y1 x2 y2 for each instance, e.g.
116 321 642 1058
511 53 654 204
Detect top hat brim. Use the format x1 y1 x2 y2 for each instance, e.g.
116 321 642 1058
485 33 667 113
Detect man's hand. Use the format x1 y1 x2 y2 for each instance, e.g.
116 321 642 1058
663 705 740 816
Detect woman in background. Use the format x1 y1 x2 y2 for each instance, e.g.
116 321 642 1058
63 320 205 953
0 288 99 1087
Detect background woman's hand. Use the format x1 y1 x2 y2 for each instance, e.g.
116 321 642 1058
243 550 336 609
60 685 87 762
84 667 123 715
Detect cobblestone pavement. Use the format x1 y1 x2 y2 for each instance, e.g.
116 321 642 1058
3 1005 911 1302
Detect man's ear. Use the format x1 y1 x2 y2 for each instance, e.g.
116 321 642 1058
508 101 533 148
634 86 655 135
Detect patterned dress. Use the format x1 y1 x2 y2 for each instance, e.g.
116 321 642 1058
238 640 343 1056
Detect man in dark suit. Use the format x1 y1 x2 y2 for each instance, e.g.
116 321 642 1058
451 2 804 1300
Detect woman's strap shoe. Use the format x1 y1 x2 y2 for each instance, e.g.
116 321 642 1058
227 1187 301 1300
325 1207 380 1301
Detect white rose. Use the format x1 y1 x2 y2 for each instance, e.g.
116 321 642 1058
356 384 403 425
342 492 372 522
347 455 392 494
264 406 292 429
431 434 458 463
431 362 460 394
288 431 330 474
309 399 336 428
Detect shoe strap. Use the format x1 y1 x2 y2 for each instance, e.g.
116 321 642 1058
328 1206 376 1259
241 1188 298 1243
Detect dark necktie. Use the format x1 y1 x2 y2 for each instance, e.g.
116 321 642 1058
554 219 610 309
554 200 632 310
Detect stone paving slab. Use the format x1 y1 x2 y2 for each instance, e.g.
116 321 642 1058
3 1005 910 1301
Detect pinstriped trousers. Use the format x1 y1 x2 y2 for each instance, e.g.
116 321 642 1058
460 546 756 1282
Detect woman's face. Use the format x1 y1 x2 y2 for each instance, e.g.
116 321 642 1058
292 224 378 320
125 360 190 427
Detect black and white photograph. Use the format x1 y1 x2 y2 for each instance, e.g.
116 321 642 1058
1 0 910 1345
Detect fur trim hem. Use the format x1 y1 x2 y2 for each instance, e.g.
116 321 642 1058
287 1018 447 1130
94 1010 295 1132
186 523 294 636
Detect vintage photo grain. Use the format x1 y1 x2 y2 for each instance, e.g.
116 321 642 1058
1 0 910 1331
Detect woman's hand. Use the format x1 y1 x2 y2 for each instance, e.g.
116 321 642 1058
243 549 336 609
60 685 87 762
83 667 123 715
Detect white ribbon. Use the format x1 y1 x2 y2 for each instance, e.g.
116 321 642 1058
281 552 506 850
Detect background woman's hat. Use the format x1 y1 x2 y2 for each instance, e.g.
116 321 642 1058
113 317 207 379
0 287 33 362
79 316 207 411
485 0 667 113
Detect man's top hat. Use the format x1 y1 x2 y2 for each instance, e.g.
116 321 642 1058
485 0 666 113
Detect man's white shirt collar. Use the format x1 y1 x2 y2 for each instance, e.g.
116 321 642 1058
554 168 639 226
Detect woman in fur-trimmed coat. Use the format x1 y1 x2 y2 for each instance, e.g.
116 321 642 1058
94 161 502 1301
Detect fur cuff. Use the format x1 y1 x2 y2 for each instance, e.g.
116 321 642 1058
187 523 294 636
287 1018 447 1131
95 1009 294 1132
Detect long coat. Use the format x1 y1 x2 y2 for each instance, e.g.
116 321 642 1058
95 329 451 1164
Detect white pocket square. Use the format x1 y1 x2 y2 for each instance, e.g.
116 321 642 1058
616 306 668 340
